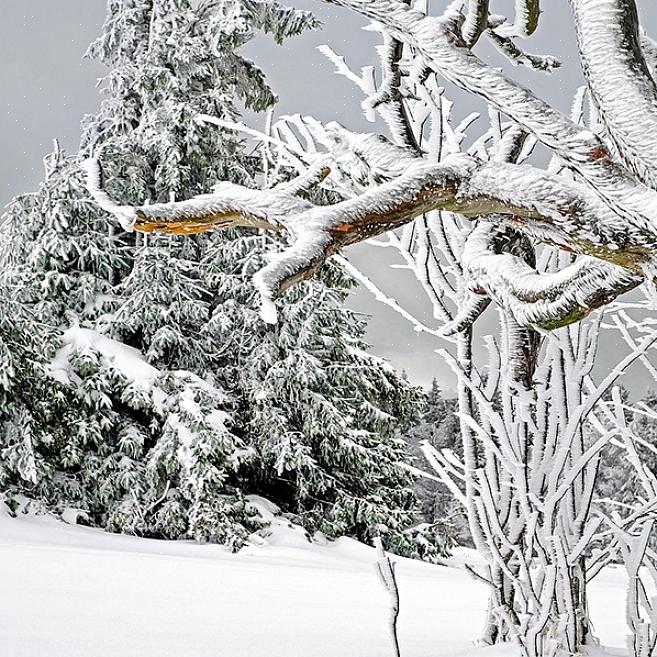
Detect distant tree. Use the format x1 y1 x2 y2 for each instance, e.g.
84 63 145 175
403 380 467 546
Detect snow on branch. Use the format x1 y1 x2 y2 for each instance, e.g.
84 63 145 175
84 156 305 235
641 31 657 77
461 0 490 48
324 0 657 227
335 255 447 338
86 124 653 327
85 0 657 337
486 29 560 72
82 158 138 231
460 223 643 330
571 0 657 190
497 0 541 38
273 159 332 195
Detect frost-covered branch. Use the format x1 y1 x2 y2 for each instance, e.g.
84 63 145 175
571 0 657 190
461 223 643 330
89 0 657 333
324 0 657 225
335 255 447 338
366 26 420 152
87 119 654 327
374 537 401 657
461 0 489 48
486 29 560 72
507 0 541 38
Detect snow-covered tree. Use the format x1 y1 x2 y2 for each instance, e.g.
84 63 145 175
203 239 427 553
0 282 65 501
403 380 466 546
89 0 424 551
0 142 128 329
87 0 657 651
2 0 429 555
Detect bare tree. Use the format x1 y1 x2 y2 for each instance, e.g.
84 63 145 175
86 0 657 653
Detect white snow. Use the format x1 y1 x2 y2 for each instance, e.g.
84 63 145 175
0 501 634 657
49 327 158 388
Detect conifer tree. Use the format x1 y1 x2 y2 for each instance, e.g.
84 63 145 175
0 0 435 556
595 387 657 533
203 236 430 554
0 281 64 503
403 380 468 546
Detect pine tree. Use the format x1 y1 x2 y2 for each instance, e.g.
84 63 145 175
403 379 469 546
0 146 134 518
0 143 128 329
595 387 657 527
0 0 436 556
203 236 433 554
83 0 321 544
0 283 65 504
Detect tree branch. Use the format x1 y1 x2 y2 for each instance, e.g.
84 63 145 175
508 0 541 38
86 127 650 326
461 222 643 330
570 0 657 190
486 29 560 72
323 0 657 227
366 25 421 152
462 0 490 48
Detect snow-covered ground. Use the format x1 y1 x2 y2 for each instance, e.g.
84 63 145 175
0 500 630 657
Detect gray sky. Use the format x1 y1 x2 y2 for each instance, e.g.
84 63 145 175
2 1 657 393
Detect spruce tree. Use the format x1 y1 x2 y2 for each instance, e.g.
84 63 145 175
0 0 438 556
203 235 431 554
595 388 657 522
403 379 469 546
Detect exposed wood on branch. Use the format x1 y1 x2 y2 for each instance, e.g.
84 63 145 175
86 0 657 333
86 124 650 328
462 0 490 48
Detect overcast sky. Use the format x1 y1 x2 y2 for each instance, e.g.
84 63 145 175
2 1 657 393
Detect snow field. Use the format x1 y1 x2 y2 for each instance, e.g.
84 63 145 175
0 504 632 657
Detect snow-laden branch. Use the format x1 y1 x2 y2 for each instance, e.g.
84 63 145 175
83 157 302 234
334 255 448 338
366 27 420 152
86 125 652 327
82 158 140 231
571 0 657 190
508 0 540 38
641 31 657 76
461 0 489 47
324 0 657 227
461 223 643 330
486 29 560 72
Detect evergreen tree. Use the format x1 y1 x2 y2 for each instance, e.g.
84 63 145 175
403 379 469 546
0 0 437 557
595 387 657 522
203 235 431 554
0 147 134 519
0 144 128 329
0 279 65 504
